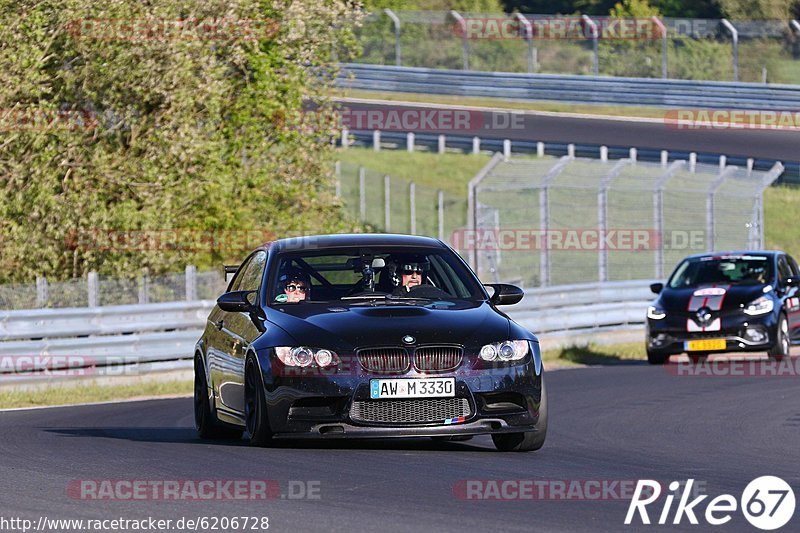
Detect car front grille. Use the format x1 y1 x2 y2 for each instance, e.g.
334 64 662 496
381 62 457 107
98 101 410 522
414 346 463 372
350 398 472 424
358 348 410 374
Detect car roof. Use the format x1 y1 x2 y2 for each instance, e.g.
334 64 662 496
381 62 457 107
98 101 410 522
261 233 447 253
681 250 783 261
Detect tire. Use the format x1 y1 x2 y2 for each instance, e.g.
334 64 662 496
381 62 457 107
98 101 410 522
492 379 547 452
647 349 669 365
245 355 273 446
768 314 790 360
194 355 243 440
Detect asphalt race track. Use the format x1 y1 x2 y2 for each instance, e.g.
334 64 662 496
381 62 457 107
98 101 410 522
340 100 800 164
2 363 798 532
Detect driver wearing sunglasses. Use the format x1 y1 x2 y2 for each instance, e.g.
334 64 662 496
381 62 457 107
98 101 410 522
389 255 430 296
278 268 312 303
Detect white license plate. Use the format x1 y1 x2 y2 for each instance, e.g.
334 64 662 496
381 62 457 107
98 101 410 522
370 378 455 399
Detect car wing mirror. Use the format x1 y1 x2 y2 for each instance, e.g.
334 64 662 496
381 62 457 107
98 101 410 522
650 282 664 294
217 290 256 312
484 283 524 305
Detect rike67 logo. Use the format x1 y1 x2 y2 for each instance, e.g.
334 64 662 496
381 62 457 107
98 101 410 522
625 477 796 530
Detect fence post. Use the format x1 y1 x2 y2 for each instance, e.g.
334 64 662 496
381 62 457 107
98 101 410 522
87 271 99 307
138 269 150 304
450 10 469 70
341 128 349 149
185 265 197 301
384 174 391 231
438 190 445 242
409 182 416 234
652 16 668 78
36 276 48 307
334 160 341 198
438 134 446 154
468 153 504 271
707 167 736 252
359 166 366 222
582 15 599 75
720 19 739 82
515 13 535 73
654 160 684 279
384 8 401 66
373 130 381 151
538 156 574 286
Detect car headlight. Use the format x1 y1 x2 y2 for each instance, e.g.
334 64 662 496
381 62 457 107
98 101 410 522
275 347 340 367
647 305 667 320
479 340 529 362
743 296 774 316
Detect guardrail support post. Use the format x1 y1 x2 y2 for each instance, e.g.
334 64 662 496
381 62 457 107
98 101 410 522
438 190 445 242
721 19 739 82
138 270 150 304
629 148 637 162
660 150 668 167
384 9 401 66
384 174 391 231
537 142 545 158
359 166 366 222
409 182 416 234
185 265 197 301
450 10 469 70
36 276 48 307
438 134 446 154
567 143 575 158
689 152 697 173
472 136 480 154
515 13 535 73
747 158 754 174
406 132 415 152
503 139 511 160
373 130 381 151
87 271 99 307
341 128 349 149
600 145 608 162
582 15 599 75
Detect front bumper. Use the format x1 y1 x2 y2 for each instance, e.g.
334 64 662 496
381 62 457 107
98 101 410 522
257 351 544 438
647 311 777 355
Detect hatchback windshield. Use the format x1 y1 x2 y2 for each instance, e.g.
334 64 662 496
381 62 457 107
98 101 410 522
668 255 772 288
269 247 485 304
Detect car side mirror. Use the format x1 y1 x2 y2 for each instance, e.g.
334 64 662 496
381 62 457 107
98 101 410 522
650 283 664 294
217 290 256 312
485 284 524 305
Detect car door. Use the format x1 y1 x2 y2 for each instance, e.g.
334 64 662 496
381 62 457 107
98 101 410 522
217 251 268 415
783 254 800 339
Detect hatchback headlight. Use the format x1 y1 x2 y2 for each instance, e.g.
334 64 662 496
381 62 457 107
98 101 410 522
743 296 773 316
479 340 529 362
647 305 667 320
275 347 340 367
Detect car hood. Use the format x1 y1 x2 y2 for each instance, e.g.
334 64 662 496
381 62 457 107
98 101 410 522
264 300 512 350
658 283 770 312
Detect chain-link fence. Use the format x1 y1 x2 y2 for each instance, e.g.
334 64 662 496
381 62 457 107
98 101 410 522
356 11 800 84
0 266 228 310
468 155 783 287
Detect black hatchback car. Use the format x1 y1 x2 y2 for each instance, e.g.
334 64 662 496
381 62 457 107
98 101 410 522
646 251 800 364
194 234 546 452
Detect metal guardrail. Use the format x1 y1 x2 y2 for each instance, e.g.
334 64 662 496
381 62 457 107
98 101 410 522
338 63 800 110
0 280 656 376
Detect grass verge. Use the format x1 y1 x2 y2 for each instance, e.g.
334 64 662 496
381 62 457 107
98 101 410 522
542 342 647 366
0 379 192 409
335 88 670 120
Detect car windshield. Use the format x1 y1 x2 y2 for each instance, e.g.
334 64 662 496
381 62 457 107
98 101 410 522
269 247 485 304
668 255 772 288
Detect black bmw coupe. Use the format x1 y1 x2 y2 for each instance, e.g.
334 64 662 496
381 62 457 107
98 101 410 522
194 234 546 452
646 251 800 364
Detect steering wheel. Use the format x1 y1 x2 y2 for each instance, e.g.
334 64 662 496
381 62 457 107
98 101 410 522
405 284 449 299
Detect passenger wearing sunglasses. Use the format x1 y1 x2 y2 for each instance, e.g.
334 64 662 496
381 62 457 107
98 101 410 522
277 268 311 303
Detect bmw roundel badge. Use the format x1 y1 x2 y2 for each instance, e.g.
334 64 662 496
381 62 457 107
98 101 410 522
402 335 415 344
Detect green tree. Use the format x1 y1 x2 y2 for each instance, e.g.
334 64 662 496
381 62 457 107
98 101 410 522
0 0 362 282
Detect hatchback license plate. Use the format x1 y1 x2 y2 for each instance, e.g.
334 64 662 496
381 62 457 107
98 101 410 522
685 339 726 351
370 378 455 399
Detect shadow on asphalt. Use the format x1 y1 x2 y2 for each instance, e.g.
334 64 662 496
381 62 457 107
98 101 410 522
42 427 496 451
